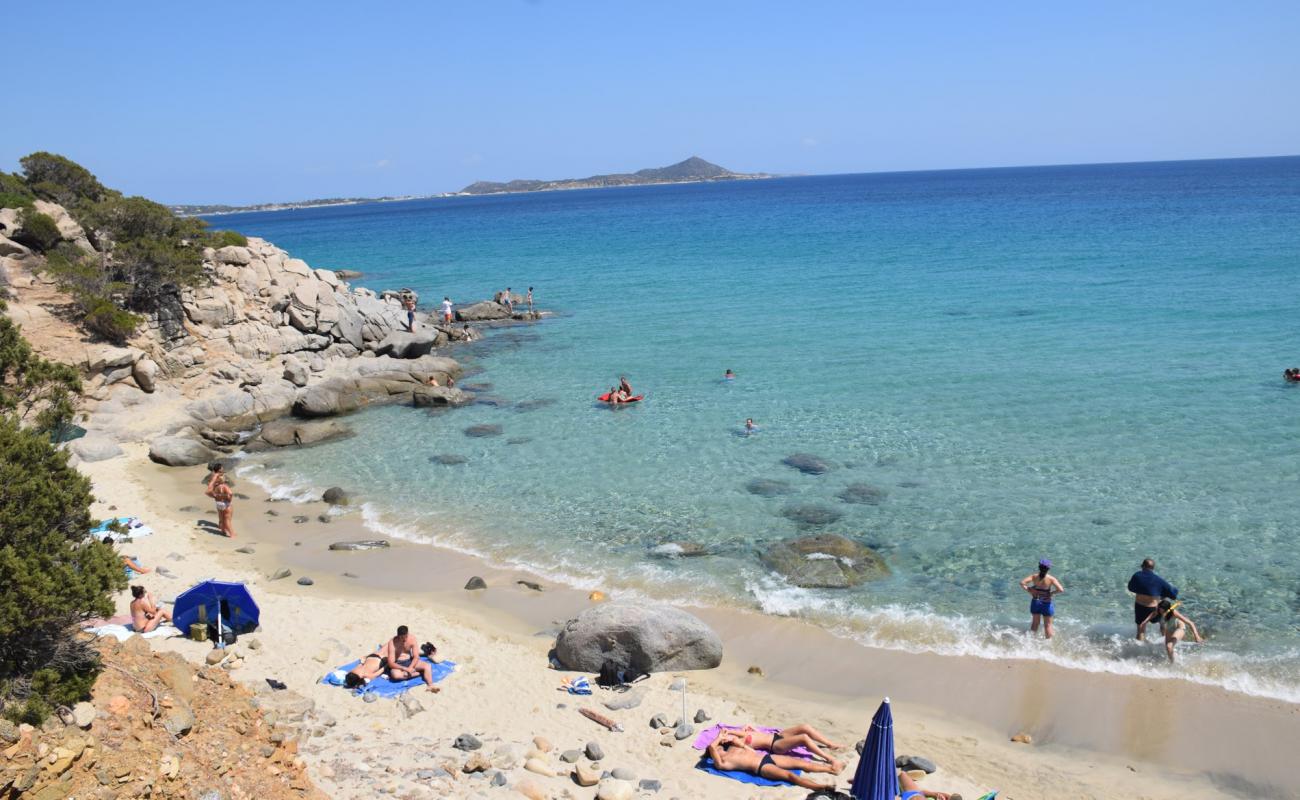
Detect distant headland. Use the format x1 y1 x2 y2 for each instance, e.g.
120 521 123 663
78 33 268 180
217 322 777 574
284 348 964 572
455 156 771 196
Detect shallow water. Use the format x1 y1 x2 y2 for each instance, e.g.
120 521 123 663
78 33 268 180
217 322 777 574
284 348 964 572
214 157 1300 702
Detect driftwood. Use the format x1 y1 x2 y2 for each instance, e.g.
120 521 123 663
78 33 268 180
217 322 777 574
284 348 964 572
579 707 623 732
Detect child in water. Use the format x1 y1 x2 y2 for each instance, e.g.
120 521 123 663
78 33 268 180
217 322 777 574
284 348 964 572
1143 599 1202 663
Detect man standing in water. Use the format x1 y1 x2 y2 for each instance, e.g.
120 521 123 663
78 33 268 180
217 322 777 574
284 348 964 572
1019 558 1064 638
1128 557 1178 640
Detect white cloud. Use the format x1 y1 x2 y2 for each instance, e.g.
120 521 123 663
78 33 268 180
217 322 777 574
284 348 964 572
801 136 820 148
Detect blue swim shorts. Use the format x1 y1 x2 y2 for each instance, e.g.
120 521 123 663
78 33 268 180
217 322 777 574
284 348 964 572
1030 598 1055 617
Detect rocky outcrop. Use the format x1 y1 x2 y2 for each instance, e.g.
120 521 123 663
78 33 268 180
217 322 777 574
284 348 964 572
149 435 217 466
254 418 353 448
760 534 889 588
553 601 723 673
454 301 512 322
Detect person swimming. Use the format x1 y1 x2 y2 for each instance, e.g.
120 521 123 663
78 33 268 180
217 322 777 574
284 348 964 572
1285 368 1300 383
744 418 758 434
724 369 735 381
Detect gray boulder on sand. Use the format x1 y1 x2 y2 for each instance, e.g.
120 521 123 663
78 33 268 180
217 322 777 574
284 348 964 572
322 487 349 505
760 533 889 588
553 600 723 673
148 435 217 466
256 418 353 448
782 453 832 475
69 436 124 463
328 540 390 551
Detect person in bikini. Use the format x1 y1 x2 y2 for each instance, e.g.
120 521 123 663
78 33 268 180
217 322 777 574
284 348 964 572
208 470 235 538
380 625 439 692
705 737 838 791
1142 599 1203 663
129 586 172 633
716 723 845 772
345 649 391 688
1019 557 1064 638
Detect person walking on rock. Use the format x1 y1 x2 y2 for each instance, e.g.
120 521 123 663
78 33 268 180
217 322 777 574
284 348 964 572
441 296 453 324
403 294 417 332
526 286 534 314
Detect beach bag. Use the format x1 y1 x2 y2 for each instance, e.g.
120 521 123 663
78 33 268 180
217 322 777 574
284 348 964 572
207 620 236 646
596 660 623 688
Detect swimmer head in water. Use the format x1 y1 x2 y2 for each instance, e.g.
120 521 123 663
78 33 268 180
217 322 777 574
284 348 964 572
725 369 735 380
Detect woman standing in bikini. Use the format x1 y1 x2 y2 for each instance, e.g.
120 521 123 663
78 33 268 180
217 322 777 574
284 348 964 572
207 466 235 538
1019 558 1064 639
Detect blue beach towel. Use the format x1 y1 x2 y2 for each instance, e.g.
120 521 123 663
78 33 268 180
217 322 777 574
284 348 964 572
322 657 455 697
695 756 801 787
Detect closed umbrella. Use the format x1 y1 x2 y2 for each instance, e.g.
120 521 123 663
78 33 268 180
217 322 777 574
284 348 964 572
851 697 899 800
172 580 260 645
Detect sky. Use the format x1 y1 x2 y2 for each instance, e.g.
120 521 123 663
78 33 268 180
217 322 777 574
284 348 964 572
4 1 1298 205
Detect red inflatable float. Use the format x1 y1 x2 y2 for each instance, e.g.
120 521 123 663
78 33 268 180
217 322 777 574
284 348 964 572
597 392 643 404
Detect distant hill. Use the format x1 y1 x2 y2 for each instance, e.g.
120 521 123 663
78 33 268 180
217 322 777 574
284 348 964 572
459 156 768 196
170 195 428 217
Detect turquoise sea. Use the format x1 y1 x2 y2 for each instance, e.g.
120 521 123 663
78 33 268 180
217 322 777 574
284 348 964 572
212 157 1300 702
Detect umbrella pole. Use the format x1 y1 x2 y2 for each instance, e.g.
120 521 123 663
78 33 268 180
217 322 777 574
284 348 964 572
217 603 224 650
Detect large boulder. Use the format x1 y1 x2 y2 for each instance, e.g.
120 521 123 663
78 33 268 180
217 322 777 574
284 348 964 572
412 385 472 407
553 601 723 673
0 235 31 258
759 534 889 589
132 358 159 393
455 301 511 322
213 245 252 265
256 418 352 447
293 380 367 418
33 200 94 252
375 329 443 359
149 436 217 467
69 436 124 463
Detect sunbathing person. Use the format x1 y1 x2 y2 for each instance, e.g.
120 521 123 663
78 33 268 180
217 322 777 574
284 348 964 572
717 723 845 772
894 769 953 800
380 625 439 693
128 586 171 633
705 738 837 791
344 651 388 689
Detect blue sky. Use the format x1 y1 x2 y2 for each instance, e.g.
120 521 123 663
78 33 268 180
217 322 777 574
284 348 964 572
5 2 1297 204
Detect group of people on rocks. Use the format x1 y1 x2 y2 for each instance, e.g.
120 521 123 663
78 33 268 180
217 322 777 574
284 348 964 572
1019 557 1202 661
400 285 536 333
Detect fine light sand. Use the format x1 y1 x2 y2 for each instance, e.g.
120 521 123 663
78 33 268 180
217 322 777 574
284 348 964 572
84 446 1296 799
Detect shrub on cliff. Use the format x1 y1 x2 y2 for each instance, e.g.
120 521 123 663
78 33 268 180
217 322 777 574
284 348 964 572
0 305 122 723
11 210 62 252
211 229 248 248
0 172 34 210
42 247 142 345
19 152 108 208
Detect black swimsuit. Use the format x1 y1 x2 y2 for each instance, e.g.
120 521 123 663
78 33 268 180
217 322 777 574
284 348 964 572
757 753 776 776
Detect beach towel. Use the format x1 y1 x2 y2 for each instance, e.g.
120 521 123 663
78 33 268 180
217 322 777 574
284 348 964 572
559 676 592 695
695 755 802 787
692 724 814 759
322 657 455 697
83 622 181 642
90 517 154 542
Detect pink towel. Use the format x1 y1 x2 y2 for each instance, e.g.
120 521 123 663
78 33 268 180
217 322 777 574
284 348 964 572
691 724 814 758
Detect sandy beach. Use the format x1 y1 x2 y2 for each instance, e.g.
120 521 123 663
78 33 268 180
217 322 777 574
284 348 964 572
81 445 1297 800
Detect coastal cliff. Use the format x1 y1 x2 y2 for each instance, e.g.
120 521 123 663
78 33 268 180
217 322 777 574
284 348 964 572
0 198 536 467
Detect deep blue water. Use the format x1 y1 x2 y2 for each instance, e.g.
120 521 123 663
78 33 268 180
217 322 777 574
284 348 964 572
212 157 1300 700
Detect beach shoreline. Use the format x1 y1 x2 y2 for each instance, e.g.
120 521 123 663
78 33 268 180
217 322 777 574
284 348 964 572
85 445 1295 799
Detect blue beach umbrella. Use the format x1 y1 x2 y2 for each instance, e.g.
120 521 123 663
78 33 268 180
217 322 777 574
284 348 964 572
172 580 260 638
851 697 899 800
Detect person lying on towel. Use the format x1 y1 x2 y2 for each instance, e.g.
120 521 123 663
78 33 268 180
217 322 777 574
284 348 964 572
706 737 838 791
717 723 846 772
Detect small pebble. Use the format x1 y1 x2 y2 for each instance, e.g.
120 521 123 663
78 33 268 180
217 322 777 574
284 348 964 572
584 742 604 761
693 709 709 724
296 576 314 586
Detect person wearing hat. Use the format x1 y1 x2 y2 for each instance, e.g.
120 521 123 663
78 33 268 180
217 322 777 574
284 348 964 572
1019 558 1065 639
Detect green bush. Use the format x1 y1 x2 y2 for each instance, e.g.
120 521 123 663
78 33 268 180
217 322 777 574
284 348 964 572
81 295 141 344
19 152 107 207
0 310 120 724
12 211 62 252
210 229 248 248
0 172 34 210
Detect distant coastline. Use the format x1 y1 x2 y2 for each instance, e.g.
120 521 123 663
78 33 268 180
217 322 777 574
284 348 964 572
455 155 771 196
172 195 432 217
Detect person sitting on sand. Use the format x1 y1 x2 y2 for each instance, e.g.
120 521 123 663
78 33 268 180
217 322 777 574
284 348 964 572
1142 599 1202 663
380 625 439 692
886 770 954 800
706 737 838 791
716 723 845 771
103 536 150 575
129 586 171 633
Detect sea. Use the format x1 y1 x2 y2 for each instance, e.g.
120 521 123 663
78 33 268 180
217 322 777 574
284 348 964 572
209 156 1300 703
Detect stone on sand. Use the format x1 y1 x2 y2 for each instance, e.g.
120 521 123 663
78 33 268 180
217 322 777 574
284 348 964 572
553 600 722 673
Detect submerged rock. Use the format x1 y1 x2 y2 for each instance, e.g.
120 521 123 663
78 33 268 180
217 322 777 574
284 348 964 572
430 453 468 465
328 540 390 551
781 453 832 475
513 398 556 412
779 504 844 526
505 436 533 445
837 483 888 505
760 533 889 588
554 600 723 673
744 478 793 497
463 424 504 438
649 542 712 558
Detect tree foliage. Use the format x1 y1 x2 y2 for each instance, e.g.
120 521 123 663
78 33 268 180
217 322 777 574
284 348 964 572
0 172 34 210
0 305 120 723
19 152 107 208
11 210 62 252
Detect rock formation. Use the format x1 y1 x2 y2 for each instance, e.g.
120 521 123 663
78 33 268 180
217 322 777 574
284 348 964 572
760 533 890 588
553 600 723 673
0 199 544 463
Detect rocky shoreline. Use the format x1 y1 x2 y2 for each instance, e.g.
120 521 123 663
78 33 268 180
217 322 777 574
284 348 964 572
1 203 544 469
